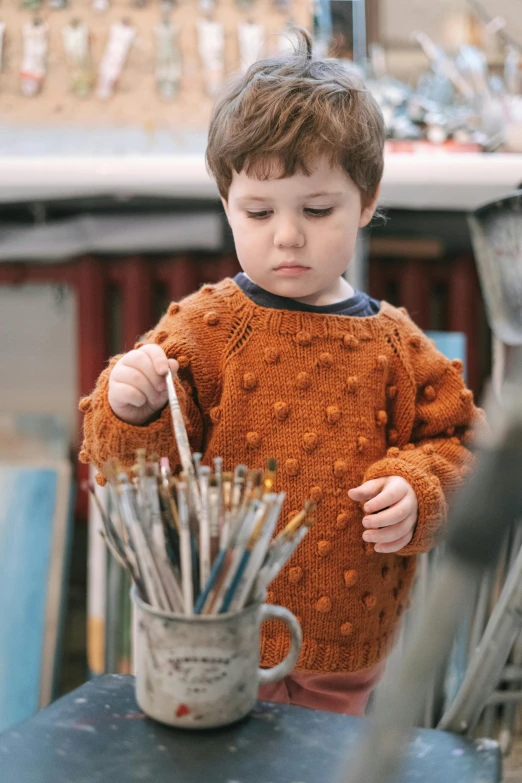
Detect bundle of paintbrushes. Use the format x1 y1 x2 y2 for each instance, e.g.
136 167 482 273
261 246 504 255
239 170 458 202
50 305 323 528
88 370 315 616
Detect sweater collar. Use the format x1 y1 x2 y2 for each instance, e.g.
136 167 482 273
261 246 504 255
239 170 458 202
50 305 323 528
214 278 404 341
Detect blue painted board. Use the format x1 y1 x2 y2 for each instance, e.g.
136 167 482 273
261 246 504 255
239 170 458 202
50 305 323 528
426 331 467 381
0 465 71 733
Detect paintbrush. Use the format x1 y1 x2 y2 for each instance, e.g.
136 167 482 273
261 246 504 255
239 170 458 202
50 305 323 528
145 470 184 613
219 499 272 614
87 481 125 558
220 471 233 548
133 449 151 530
158 458 181 533
228 492 285 613
263 458 278 494
197 503 254 615
272 501 316 545
87 480 138 577
100 447 312 618
231 465 248 513
208 476 221 563
176 480 194 615
198 465 211 589
255 524 312 599
213 456 223 492
164 369 203 521
255 503 316 598
116 472 171 611
209 500 263 614
179 469 201 597
157 484 182 573
193 452 203 477
102 458 135 550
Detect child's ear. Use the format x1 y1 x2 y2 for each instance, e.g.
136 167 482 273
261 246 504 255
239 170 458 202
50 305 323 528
221 196 230 221
359 184 381 228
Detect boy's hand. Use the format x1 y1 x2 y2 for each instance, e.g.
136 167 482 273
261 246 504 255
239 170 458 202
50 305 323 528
348 476 418 553
108 344 179 426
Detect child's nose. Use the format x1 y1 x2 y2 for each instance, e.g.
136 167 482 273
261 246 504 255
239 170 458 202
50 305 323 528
273 217 305 248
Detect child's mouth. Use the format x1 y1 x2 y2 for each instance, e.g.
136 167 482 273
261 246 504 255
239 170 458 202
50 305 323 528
273 264 311 277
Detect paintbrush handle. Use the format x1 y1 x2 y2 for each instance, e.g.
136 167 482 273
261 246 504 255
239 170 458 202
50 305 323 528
194 547 227 614
165 371 192 472
219 549 251 614
258 526 311 592
133 521 170 611
179 523 194 615
149 523 184 613
99 530 126 570
228 506 281 613
210 502 261 612
177 482 194 615
165 371 204 517
202 550 234 614
198 484 211 591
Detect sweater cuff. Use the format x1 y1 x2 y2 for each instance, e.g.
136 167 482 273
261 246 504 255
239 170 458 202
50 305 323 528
363 457 447 556
79 387 174 483
98 398 172 451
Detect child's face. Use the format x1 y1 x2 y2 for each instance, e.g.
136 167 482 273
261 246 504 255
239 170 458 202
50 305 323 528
222 156 378 304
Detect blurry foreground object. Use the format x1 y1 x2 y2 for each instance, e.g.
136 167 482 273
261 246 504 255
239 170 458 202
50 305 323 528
336 193 522 782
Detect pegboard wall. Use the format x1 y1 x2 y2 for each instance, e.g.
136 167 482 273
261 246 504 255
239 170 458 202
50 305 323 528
0 1 311 128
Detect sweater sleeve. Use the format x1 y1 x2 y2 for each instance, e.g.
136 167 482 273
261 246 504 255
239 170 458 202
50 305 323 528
363 318 486 556
78 291 230 483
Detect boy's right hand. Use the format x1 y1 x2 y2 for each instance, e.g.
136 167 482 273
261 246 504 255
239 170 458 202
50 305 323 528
108 344 179 425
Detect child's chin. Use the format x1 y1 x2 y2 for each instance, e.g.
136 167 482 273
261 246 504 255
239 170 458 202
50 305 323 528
269 278 315 299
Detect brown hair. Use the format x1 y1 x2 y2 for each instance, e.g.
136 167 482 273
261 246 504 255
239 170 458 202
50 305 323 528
206 28 385 206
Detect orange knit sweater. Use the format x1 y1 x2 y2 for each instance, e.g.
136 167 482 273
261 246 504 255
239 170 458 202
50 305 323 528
80 278 481 673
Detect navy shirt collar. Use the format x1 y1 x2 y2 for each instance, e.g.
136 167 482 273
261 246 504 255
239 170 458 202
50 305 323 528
233 272 381 317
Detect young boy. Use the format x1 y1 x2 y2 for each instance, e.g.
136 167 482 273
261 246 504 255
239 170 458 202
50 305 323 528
80 29 480 716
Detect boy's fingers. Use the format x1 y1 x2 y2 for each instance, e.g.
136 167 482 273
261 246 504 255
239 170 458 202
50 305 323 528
139 343 171 380
362 497 411 529
114 365 165 408
363 514 414 544
362 481 406 514
374 530 414 554
348 478 386 502
168 359 179 375
111 381 147 408
121 347 166 392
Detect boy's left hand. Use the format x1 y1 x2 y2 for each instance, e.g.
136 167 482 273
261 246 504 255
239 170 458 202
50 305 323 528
348 477 418 553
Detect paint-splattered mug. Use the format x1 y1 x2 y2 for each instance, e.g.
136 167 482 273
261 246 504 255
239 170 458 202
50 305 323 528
131 586 302 728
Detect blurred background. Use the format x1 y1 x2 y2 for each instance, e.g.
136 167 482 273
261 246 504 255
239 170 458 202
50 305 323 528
1 0 522 777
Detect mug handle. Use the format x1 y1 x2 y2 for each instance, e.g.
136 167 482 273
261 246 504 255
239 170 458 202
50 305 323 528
257 603 303 686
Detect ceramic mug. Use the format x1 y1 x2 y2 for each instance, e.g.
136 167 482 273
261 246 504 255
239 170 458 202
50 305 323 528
131 586 302 728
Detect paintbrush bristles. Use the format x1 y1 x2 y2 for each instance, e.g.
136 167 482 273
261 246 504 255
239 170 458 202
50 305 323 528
100 450 310 616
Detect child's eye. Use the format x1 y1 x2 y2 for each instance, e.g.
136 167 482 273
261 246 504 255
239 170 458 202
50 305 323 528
246 210 272 220
305 207 333 217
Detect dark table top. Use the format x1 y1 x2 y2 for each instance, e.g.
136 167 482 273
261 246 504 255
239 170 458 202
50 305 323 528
0 675 501 783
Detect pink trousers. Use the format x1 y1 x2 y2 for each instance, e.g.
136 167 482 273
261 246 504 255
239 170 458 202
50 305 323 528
258 661 385 717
